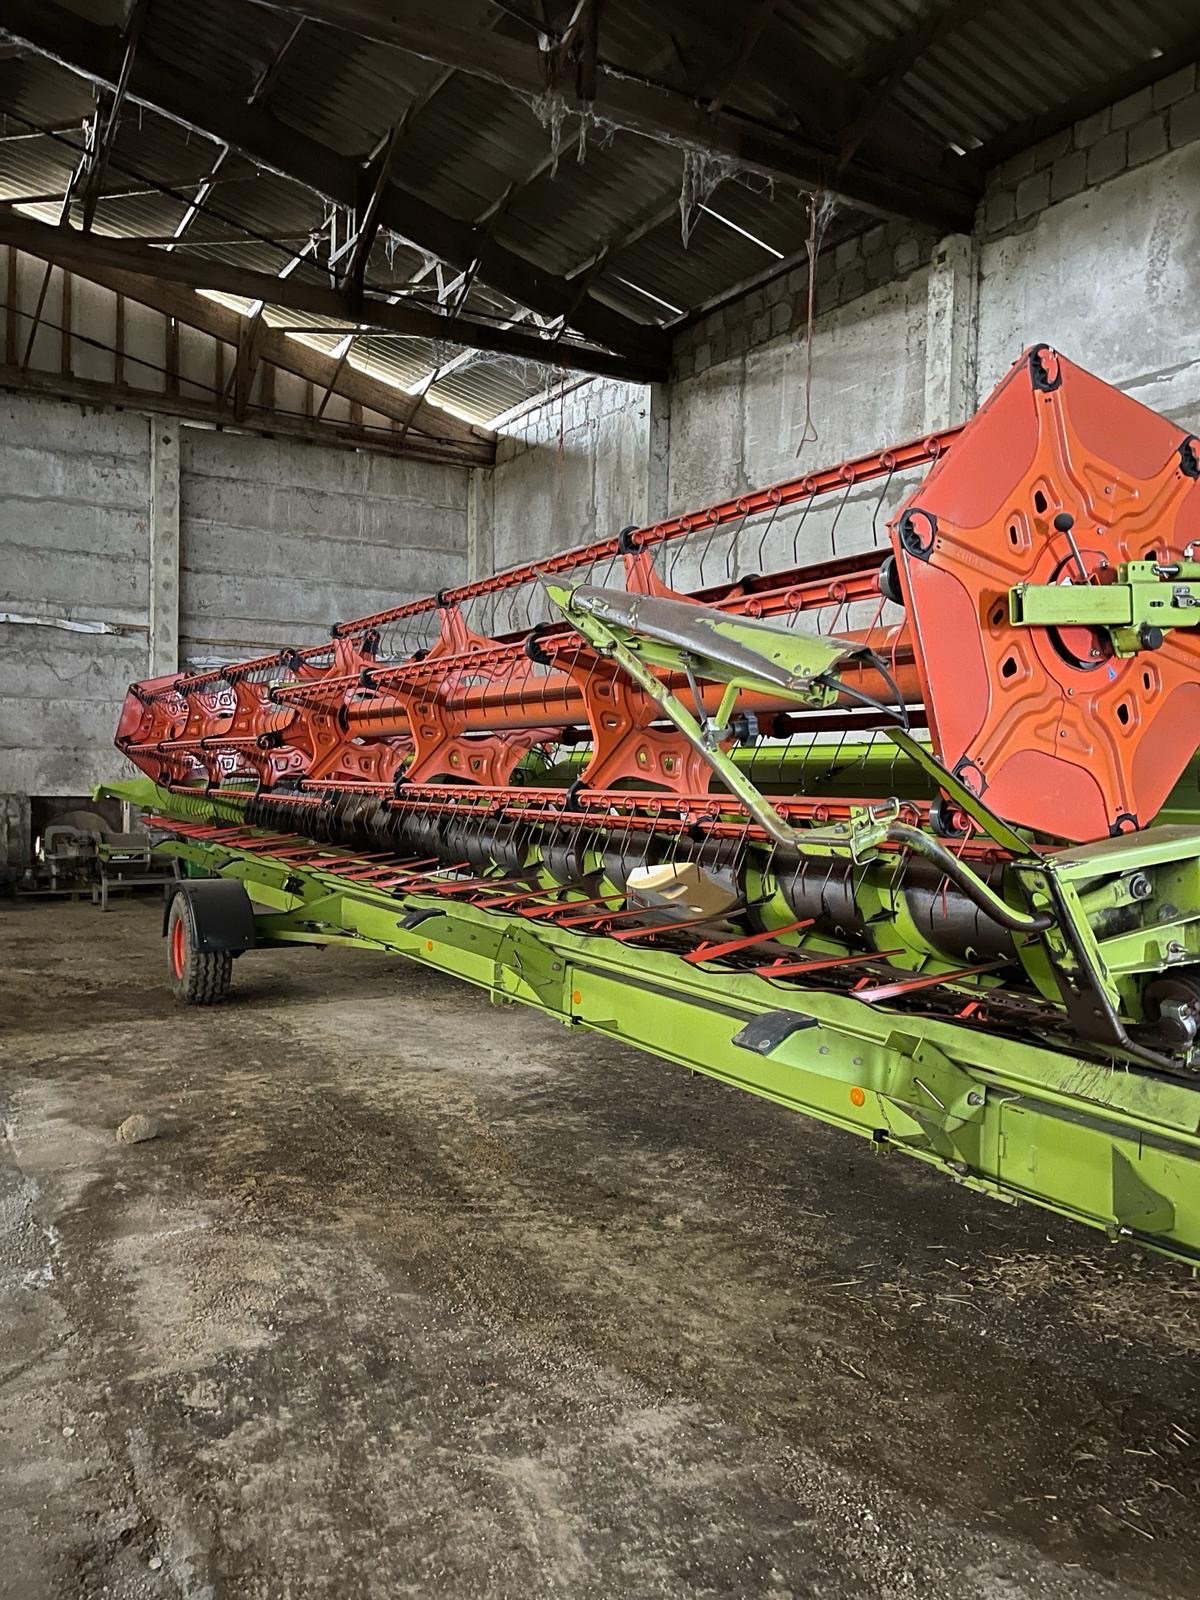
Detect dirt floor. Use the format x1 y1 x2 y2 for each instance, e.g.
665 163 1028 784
1 897 1198 1600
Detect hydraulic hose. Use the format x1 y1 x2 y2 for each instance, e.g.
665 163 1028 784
884 822 1052 933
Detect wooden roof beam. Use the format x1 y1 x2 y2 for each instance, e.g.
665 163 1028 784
0 236 496 462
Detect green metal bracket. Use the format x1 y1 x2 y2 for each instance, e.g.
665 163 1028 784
885 1033 987 1134
883 726 1032 857
1112 1146 1176 1237
494 923 567 1008
1011 559 1200 655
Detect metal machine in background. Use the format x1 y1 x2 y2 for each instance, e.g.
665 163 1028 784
101 346 1200 1265
8 805 176 907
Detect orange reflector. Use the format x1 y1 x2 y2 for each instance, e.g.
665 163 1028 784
426 939 434 952
571 988 582 1005
849 1086 866 1107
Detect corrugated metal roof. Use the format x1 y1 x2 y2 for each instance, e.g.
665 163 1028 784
1 0 1196 424
0 51 93 130
790 0 1198 149
501 137 681 280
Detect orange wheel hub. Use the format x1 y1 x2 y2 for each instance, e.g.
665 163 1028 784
170 913 187 978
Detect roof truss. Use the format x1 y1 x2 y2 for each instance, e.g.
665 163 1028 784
0 210 664 385
1 241 497 465
0 0 671 376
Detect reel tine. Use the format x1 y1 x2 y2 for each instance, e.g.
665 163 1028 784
871 457 897 547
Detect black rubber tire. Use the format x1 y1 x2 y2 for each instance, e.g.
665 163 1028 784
166 892 233 1004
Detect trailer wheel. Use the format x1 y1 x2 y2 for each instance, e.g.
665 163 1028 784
166 892 233 1004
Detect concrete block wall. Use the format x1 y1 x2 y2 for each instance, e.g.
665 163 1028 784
0 396 152 805
980 68 1198 232
975 71 1200 430
488 237 940 590
670 218 938 392
487 377 654 567
0 392 469 844
181 431 467 660
657 264 935 599
669 267 932 508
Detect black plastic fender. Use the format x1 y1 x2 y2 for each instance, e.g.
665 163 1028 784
163 878 257 952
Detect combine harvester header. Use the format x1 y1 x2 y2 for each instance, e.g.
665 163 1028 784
103 346 1200 1265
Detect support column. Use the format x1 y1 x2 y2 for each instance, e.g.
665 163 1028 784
0 794 32 871
647 380 671 522
467 466 494 581
923 233 978 434
148 421 180 676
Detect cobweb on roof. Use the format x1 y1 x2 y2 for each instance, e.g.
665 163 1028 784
530 91 619 176
441 350 564 389
572 105 617 163
794 188 839 459
531 89 570 177
678 148 738 247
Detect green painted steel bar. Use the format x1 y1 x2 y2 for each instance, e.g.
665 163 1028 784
101 777 1200 1268
1011 560 1200 655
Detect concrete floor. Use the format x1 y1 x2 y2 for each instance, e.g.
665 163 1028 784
2 899 1199 1600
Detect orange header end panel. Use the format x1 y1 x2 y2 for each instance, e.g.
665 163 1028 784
890 345 1200 843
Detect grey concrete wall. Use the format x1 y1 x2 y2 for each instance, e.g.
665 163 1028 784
669 268 931 510
0 392 470 824
976 137 1200 431
0 395 151 799
488 377 653 568
487 251 935 591
180 431 468 661
666 270 934 596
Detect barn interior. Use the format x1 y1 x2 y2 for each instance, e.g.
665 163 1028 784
2 4 1199 1597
